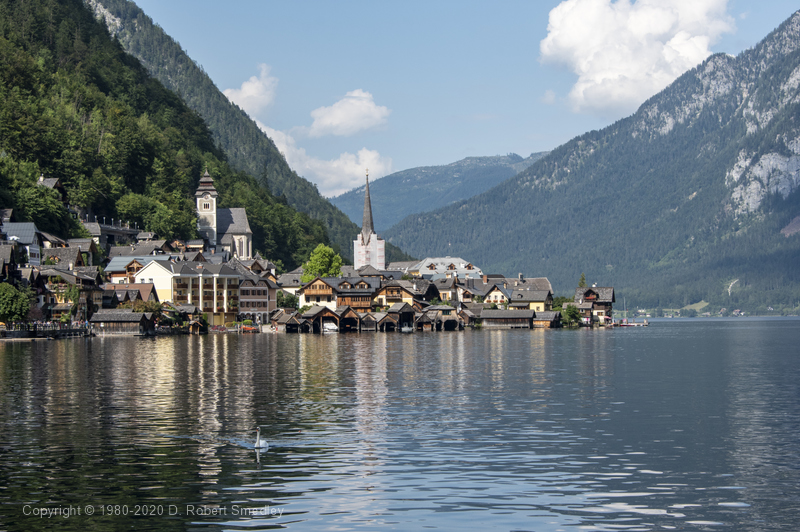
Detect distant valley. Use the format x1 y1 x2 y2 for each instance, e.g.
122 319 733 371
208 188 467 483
331 152 547 232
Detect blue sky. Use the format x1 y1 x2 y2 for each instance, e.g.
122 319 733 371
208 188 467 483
133 0 798 197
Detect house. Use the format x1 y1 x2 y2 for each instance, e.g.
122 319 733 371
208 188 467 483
507 289 553 312
297 277 338 310
37 174 68 205
301 305 341 333
480 309 535 329
334 277 381 312
104 256 172 284
277 268 304 296
238 275 278 324
387 302 416 330
0 244 19 282
484 284 512 307
90 310 156 336
40 247 85 268
416 304 460 331
406 257 482 278
1 222 42 266
134 260 240 326
372 280 439 309
533 310 561 328
81 220 139 252
569 286 615 325
39 267 103 322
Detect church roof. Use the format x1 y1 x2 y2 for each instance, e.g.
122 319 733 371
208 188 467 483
361 174 375 243
217 208 252 239
195 170 219 197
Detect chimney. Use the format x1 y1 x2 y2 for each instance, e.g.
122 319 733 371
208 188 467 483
482 275 488 283
68 262 73 270
519 273 523 281
38 174 44 183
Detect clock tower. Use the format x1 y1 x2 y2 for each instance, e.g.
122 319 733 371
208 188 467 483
195 169 219 246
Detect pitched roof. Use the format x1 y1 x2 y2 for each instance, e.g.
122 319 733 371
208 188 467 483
1 223 39 245
41 247 83 266
38 177 62 189
509 289 552 302
90 310 152 323
217 208 252 238
573 287 615 304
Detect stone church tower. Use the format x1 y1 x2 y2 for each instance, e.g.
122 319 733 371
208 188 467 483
195 169 219 246
354 171 385 270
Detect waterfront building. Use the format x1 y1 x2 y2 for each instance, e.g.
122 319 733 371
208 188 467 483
135 260 240 326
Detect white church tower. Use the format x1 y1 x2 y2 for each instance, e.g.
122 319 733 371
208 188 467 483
195 169 219 246
354 170 385 270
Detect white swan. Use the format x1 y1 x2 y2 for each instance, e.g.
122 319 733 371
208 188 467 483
254 427 269 450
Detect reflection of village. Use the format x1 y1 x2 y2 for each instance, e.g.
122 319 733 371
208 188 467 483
0 171 614 336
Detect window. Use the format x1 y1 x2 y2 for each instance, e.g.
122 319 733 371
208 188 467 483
203 202 210 210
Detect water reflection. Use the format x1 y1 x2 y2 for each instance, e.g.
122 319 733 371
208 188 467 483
1 320 799 531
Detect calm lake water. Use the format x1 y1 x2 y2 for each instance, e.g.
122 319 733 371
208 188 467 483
1 318 798 531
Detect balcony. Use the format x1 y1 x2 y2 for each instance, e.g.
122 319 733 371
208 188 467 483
303 288 332 296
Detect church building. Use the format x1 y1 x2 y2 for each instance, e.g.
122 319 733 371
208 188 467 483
195 170 253 259
353 171 385 270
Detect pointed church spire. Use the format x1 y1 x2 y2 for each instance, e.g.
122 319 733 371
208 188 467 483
361 169 374 243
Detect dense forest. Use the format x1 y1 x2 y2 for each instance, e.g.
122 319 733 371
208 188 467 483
89 0 413 264
385 12 800 313
332 152 547 232
0 0 332 270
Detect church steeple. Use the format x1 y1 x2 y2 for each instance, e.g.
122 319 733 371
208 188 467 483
361 169 374 244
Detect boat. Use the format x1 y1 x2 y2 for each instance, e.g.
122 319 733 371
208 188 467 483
322 322 339 333
400 325 413 333
619 319 648 327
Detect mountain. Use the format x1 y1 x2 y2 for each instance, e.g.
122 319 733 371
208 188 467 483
86 0 413 264
0 0 329 270
385 12 800 312
331 152 547 233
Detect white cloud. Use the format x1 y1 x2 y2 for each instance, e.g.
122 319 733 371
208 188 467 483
257 121 392 197
540 0 734 116
223 63 278 116
308 89 391 138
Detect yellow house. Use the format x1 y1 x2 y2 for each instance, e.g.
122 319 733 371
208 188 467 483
507 289 553 312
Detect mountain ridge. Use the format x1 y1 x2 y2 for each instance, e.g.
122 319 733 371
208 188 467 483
331 152 547 232
87 0 414 263
384 10 800 312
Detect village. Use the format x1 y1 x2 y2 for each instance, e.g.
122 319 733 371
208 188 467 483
0 171 616 337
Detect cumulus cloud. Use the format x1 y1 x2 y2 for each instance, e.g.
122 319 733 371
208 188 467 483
540 0 734 116
308 89 391 138
223 63 278 116
257 121 392 197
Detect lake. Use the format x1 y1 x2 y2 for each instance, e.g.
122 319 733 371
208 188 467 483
1 318 798 531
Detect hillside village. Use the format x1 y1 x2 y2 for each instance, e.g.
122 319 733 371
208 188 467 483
0 170 616 335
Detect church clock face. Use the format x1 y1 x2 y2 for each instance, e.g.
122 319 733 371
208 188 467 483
203 193 210 200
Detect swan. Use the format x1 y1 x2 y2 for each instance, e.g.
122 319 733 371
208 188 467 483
254 427 269 450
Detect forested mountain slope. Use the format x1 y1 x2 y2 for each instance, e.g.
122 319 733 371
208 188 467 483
0 0 329 270
332 152 547 232
87 0 413 263
385 11 800 312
